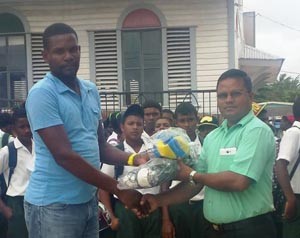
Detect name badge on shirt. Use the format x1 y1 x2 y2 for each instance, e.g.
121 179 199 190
219 147 237 156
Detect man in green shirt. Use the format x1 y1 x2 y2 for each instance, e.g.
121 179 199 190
140 69 276 238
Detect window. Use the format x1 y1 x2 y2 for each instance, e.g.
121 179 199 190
0 13 26 108
122 29 162 103
92 6 195 109
122 9 163 104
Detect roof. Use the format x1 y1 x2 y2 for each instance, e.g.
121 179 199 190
239 45 284 91
258 101 293 117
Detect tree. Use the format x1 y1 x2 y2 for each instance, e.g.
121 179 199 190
255 74 300 102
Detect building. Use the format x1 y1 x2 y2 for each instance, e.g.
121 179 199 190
0 0 283 114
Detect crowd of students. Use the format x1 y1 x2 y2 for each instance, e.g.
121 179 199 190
99 100 219 238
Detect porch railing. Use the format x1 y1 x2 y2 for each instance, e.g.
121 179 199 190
1 89 218 117
99 89 218 117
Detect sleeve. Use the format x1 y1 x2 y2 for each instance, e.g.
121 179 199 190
26 88 63 131
230 127 275 182
101 163 115 178
196 142 208 173
88 81 102 121
277 129 300 163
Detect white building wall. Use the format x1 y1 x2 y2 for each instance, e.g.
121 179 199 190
1 0 230 113
1 0 229 87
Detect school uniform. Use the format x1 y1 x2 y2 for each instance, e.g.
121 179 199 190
276 121 300 238
0 138 35 238
101 139 161 238
169 135 209 238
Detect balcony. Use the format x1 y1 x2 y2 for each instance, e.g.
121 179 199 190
1 89 218 117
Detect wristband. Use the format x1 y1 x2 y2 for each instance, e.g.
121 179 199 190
127 153 137 166
189 170 197 185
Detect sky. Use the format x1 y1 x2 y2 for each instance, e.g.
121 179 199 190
243 0 300 77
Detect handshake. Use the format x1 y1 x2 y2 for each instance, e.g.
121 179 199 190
115 189 158 217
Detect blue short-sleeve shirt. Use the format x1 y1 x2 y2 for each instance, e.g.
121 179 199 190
25 73 101 205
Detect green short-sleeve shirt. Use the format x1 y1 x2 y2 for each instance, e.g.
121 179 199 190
197 111 275 223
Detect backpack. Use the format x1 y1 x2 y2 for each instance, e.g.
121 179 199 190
114 142 125 179
1 133 10 149
0 142 18 203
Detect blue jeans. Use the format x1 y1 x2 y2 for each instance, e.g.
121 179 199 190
24 197 99 238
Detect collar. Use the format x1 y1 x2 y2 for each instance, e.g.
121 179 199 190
13 138 34 152
293 120 300 128
46 72 92 94
220 110 255 130
123 138 152 153
13 137 25 149
193 134 201 144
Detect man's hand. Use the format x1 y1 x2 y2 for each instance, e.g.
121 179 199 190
110 217 120 231
2 205 13 220
175 160 193 181
133 153 150 166
284 196 297 220
139 193 159 218
162 218 175 238
117 189 142 210
117 189 151 217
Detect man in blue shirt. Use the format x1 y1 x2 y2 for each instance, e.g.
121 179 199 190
25 23 146 238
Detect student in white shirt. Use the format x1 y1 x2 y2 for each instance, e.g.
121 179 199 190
276 97 300 238
142 100 162 139
166 102 208 238
99 104 161 238
0 107 34 238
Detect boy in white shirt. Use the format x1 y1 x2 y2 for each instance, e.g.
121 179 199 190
99 104 161 238
0 107 34 238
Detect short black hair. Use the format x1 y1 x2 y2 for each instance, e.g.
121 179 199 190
121 104 144 124
43 23 78 49
293 96 300 120
12 107 27 125
155 116 172 125
142 100 162 113
0 112 12 128
109 111 122 134
175 102 197 119
217 69 252 93
162 109 174 117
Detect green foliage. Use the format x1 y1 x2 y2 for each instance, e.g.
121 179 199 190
254 74 300 102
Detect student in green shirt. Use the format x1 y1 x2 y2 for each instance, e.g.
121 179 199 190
140 69 277 238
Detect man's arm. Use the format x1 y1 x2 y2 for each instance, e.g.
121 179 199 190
179 126 275 192
176 161 251 192
156 181 202 207
193 171 250 192
37 125 141 209
275 159 297 219
140 181 202 215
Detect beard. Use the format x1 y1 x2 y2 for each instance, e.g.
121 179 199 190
51 61 80 81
